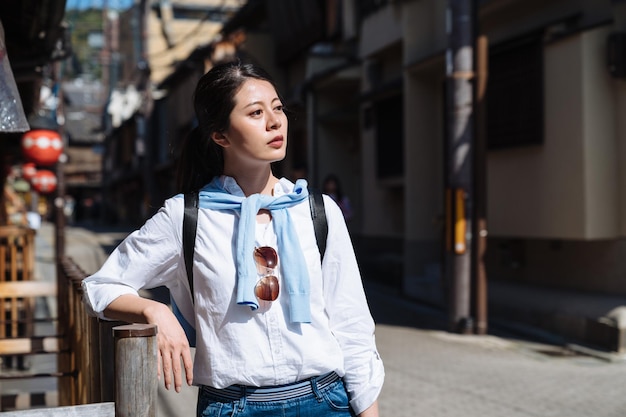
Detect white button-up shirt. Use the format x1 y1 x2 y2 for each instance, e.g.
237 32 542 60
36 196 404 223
82 177 384 414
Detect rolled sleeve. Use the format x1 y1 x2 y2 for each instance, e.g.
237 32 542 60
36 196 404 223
81 198 184 319
344 353 385 414
82 279 140 320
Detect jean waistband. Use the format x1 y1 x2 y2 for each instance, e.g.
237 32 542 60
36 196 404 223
200 371 341 402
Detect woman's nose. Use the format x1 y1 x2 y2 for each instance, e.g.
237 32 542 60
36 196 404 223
268 116 281 130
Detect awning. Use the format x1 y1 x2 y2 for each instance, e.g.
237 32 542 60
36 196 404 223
0 20 29 133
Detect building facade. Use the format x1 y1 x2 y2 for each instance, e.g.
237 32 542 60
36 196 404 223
273 0 626 299
102 0 626 345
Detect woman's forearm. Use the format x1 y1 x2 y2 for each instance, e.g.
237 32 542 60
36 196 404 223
358 400 379 417
103 294 170 324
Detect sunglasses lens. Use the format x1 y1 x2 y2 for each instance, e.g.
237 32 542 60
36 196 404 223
255 275 279 301
253 247 279 302
254 246 278 268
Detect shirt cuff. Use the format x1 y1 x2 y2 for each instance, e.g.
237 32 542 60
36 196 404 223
81 279 139 320
345 351 385 415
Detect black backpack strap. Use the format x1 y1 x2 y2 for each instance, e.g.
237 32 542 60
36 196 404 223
183 191 199 300
308 188 328 261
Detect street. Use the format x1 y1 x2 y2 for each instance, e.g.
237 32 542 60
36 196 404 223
369 295 626 416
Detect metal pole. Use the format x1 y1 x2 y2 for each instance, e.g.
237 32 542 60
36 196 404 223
445 0 475 334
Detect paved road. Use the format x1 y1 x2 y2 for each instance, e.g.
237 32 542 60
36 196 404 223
369 287 626 417
4 222 626 416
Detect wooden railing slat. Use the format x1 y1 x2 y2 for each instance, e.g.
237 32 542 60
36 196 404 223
0 336 65 355
0 282 57 298
0 391 58 411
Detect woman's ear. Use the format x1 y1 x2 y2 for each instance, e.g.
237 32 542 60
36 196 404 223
211 131 229 148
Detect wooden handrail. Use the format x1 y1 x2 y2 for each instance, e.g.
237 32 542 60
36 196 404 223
57 255 110 406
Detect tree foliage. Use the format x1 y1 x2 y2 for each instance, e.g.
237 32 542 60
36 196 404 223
64 8 103 78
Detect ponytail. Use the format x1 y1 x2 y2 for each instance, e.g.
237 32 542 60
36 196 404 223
176 126 224 194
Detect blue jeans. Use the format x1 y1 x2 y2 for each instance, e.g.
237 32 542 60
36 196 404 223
197 378 355 417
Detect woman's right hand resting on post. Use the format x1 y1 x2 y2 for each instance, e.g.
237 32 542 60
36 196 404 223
104 294 194 392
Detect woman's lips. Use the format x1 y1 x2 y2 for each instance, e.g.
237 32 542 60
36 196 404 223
268 136 284 148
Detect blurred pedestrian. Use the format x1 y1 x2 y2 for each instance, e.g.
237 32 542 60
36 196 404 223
63 195 75 225
82 61 383 417
322 174 353 222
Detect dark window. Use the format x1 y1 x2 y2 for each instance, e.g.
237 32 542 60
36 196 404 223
269 0 326 63
487 35 544 149
357 0 392 20
375 95 404 178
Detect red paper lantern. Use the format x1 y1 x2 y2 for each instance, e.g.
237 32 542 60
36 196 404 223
21 129 63 166
22 162 37 181
31 170 57 194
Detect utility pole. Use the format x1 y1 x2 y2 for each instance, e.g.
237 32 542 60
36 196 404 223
445 0 476 334
473 34 488 335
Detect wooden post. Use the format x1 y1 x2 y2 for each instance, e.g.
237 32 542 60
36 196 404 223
113 324 158 417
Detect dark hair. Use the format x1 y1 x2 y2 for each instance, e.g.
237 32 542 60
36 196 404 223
176 61 279 193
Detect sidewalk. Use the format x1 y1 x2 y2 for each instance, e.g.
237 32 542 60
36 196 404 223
17 222 626 416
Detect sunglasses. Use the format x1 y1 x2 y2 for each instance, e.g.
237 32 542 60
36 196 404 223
253 246 279 302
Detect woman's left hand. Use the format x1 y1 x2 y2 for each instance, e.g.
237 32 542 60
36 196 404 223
143 300 194 392
105 295 194 392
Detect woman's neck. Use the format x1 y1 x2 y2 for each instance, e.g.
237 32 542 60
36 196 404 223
225 168 278 196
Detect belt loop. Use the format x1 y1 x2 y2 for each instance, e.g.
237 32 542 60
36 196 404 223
310 376 323 403
238 385 247 411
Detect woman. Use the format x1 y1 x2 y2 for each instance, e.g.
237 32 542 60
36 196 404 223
82 61 384 417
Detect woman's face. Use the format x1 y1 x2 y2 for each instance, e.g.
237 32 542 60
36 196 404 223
214 79 288 170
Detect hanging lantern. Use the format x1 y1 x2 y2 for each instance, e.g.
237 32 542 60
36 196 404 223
31 170 57 194
22 162 37 181
21 129 63 166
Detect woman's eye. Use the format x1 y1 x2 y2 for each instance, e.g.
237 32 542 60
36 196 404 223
275 105 284 112
250 109 262 116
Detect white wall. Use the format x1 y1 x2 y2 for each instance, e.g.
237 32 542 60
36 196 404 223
581 27 619 238
487 28 620 239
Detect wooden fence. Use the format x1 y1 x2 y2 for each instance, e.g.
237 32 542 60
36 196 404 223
57 256 118 406
0 227 42 371
0 226 157 416
1 322 158 417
